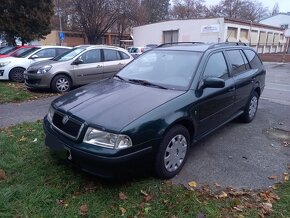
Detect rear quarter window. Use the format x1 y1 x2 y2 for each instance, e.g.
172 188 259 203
243 49 263 69
119 51 130 59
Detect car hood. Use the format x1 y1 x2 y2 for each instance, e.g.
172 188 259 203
28 59 65 70
52 79 185 132
0 56 18 62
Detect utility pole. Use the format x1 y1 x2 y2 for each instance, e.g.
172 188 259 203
56 0 63 45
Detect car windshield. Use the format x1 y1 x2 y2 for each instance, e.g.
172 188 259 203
16 47 41 58
53 48 85 61
0 46 15 54
11 47 34 57
117 50 202 90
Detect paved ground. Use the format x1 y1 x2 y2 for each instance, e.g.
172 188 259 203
0 62 289 190
0 96 57 128
172 62 290 189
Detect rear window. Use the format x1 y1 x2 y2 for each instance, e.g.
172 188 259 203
16 47 41 58
226 50 248 75
11 47 33 57
243 49 263 69
0 46 15 54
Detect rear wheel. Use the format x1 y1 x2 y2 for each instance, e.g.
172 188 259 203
240 91 259 123
155 125 190 179
9 67 25 82
51 75 72 93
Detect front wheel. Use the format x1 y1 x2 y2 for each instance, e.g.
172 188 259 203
155 125 190 179
240 91 259 123
51 75 72 93
9 67 25 82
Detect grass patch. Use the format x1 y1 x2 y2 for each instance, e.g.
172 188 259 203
0 122 289 217
0 81 56 104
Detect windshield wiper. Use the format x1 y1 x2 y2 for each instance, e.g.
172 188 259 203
128 79 168 89
114 75 126 81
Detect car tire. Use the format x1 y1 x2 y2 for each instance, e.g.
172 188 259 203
9 67 25 82
155 125 190 179
51 75 72 93
240 91 259 123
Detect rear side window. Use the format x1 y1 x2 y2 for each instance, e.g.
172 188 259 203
203 52 229 79
34 48 56 58
119 51 130 59
244 49 263 69
103 49 121 61
226 50 248 75
56 48 70 56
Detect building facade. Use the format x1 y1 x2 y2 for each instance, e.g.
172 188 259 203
133 18 287 53
259 13 290 29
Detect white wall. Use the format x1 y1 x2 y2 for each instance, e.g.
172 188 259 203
260 14 290 28
133 18 224 46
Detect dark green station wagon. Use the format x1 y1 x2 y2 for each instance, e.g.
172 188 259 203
43 42 266 179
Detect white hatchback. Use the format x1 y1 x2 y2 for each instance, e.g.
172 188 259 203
0 46 71 82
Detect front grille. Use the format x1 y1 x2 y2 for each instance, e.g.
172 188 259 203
27 70 38 74
52 111 83 140
25 78 41 84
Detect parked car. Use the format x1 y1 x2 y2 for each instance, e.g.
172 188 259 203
43 42 266 178
0 46 71 82
24 45 133 93
127 46 147 58
0 45 35 58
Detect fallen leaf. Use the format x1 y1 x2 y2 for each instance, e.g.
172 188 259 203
217 191 228 199
0 169 7 180
140 190 149 196
268 175 277 180
260 202 273 215
118 192 128 200
188 181 197 188
33 138 38 142
64 203 69 208
18 136 27 142
143 194 153 203
233 206 243 212
56 199 64 205
214 182 221 187
79 204 88 216
284 174 289 181
119 207 126 216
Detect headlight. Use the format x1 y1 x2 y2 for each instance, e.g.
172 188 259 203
83 127 132 149
0 61 11 67
47 106 55 123
38 65 52 74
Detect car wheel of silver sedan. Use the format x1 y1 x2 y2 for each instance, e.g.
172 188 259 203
51 75 72 93
155 125 190 179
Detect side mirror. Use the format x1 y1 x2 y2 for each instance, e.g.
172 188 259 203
203 77 225 88
30 54 39 59
73 58 84 65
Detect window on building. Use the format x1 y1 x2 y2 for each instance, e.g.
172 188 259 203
203 52 229 79
163 30 179 43
281 24 289 29
226 27 238 42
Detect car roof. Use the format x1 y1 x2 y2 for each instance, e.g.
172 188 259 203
39 45 72 49
156 42 252 53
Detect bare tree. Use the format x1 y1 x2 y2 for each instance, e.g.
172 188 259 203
208 0 269 22
271 2 279 16
171 0 209 19
70 0 121 44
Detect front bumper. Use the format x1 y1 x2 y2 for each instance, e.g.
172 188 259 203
0 68 9 80
43 117 155 177
24 71 51 89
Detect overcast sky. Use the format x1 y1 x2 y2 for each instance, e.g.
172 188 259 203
205 0 290 13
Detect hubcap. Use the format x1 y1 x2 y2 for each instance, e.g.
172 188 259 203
164 134 188 172
56 78 69 92
249 96 258 119
12 69 24 82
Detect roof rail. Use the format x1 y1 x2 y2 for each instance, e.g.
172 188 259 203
208 42 247 49
157 42 204 48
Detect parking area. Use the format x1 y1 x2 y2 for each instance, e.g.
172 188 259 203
0 63 289 190
173 62 290 189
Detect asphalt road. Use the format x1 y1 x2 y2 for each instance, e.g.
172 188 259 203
0 63 289 190
172 62 290 189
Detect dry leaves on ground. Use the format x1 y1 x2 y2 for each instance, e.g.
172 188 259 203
79 204 89 216
118 192 128 200
0 169 6 180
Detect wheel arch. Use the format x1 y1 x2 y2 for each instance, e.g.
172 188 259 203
50 72 73 88
9 66 26 79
